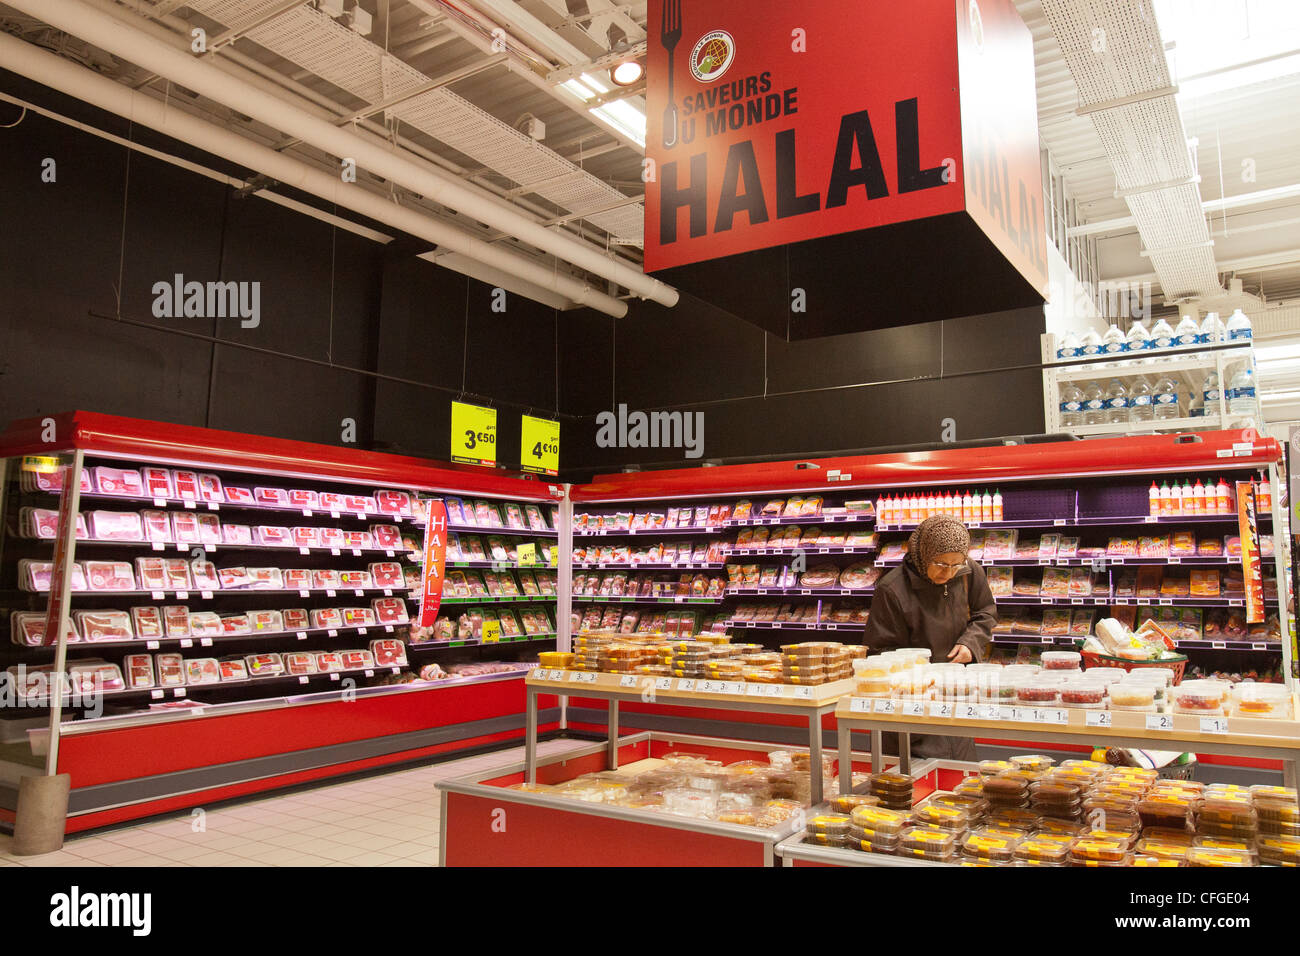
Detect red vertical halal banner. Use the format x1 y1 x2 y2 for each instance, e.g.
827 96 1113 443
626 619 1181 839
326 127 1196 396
1236 483 1265 625
418 499 449 628
644 0 965 272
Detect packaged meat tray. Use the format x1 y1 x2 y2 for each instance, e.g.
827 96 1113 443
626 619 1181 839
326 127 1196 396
140 510 172 542
316 491 345 512
140 466 173 498
281 608 309 630
163 605 191 638
128 606 164 640
134 557 168 591
193 473 222 503
444 497 468 524
319 527 345 549
370 639 407 667
311 608 343 629
311 569 341 590
246 567 284 590
286 488 319 509
124 654 155 689
155 653 185 686
339 570 372 589
171 512 203 545
19 560 86 593
21 508 80 540
473 500 502 526
190 560 220 590
248 610 284 633
188 612 222 637
244 653 284 677
68 663 125 694
799 564 840 588
987 567 1014 597
25 467 92 495
163 559 192 590
218 658 248 681
92 466 145 497
291 527 320 548
9 611 79 647
194 513 221 545
314 652 344 672
341 650 376 670
525 504 549 531
223 486 255 505
85 561 136 591
255 526 292 547
86 510 144 541
185 658 221 685
371 524 402 549
367 562 404 588
341 607 376 627
344 495 378 515
220 614 250 635
343 530 373 550
281 569 311 591
254 487 290 507
374 489 412 515
283 652 317 676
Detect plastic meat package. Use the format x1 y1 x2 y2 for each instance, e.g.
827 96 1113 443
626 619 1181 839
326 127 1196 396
371 524 402 549
370 639 407 667
339 570 372 589
140 466 173 498
219 658 248 681
371 597 409 624
246 567 284 590
124 654 155 689
163 559 192 590
134 557 168 591
281 569 312 591
291 526 321 549
85 561 137 591
155 653 185 686
220 614 250 635
311 608 343 629
129 606 164 640
190 560 220 590
282 608 310 630
314 652 344 672
283 652 317 676
188 612 222 637
255 526 292 547
254 487 290 507
92 466 145 497
311 569 341 591
163 605 191 638
341 650 375 670
185 658 221 685
244 653 284 677
87 510 145 541
374 489 413 516
224 486 255 505
68 663 124 694
287 489 320 509
368 562 404 588
341 607 376 627
248 610 284 633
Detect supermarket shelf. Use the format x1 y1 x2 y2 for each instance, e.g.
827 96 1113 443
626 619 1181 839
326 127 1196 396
17 585 408 600
725 587 874 598
14 662 412 708
991 632 1281 651
1065 416 1225 437
877 555 1268 568
448 560 558 570
991 633 1082 646
23 536 410 558
574 527 724 537
15 620 408 651
877 514 1262 531
572 596 725 605
1048 343 1254 381
444 524 556 538
726 619 864 632
30 487 420 524
993 594 1260 607
407 633 556 649
719 546 877 557
572 562 725 570
439 595 558 605
725 513 874 527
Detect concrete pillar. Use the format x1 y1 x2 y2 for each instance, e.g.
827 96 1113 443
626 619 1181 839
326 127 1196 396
12 773 71 855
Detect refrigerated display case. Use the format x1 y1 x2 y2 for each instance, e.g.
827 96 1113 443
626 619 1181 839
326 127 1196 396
0 411 564 833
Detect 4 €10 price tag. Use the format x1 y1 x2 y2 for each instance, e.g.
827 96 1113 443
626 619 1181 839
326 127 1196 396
521 414 560 476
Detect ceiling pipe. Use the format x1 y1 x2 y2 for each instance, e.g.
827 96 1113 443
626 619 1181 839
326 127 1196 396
0 30 629 317
8 0 677 308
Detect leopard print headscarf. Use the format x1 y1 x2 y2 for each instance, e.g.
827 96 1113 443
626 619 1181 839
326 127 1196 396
907 514 971 576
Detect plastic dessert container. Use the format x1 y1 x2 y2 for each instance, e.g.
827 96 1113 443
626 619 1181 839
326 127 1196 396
898 826 958 860
1040 651 1082 671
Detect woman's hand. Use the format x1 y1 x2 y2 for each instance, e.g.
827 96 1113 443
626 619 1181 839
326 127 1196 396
947 644 973 664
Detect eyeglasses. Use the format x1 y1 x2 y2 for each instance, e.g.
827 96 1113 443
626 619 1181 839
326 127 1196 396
929 559 966 572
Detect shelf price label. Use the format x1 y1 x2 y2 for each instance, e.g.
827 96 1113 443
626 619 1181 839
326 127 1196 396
521 414 560 476
929 701 953 718
450 401 498 466
517 543 537 566
872 699 897 714
1146 714 1175 731
619 675 638 688
850 696 870 713
1086 711 1113 728
481 620 501 644
902 700 926 717
1200 717 1229 734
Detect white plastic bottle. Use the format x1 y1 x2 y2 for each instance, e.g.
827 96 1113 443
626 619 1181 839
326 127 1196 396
1153 376 1180 420
1200 311 1223 345
1057 330 1081 360
1216 477 1232 514
1127 320 1152 354
1259 478 1272 512
1060 383 1085 427
1174 314 1201 347
1079 328 1104 358
981 490 993 523
1182 478 1195 514
1193 479 1207 515
1102 322 1127 355
1104 378 1128 423
1225 309 1253 342
1202 370 1221 415
992 489 1004 523
943 490 955 516
1160 481 1174 516
876 494 887 522
1170 481 1185 516
1150 317 1176 350
1148 481 1161 516
962 490 974 522
1082 381 1106 425
926 491 937 519
1228 366 1256 417
1129 377 1154 423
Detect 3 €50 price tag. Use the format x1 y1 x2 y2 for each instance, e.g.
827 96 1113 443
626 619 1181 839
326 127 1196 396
521 414 560 476
451 401 497 466
481 620 501 644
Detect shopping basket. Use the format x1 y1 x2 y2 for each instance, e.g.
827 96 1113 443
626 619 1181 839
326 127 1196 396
1077 648 1187 683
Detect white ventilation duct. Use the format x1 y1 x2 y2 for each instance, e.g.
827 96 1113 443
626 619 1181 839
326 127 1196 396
182 0 645 248
0 29 629 317
7 0 678 308
1040 0 1222 301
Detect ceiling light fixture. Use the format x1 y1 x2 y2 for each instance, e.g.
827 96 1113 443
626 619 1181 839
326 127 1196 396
606 25 644 87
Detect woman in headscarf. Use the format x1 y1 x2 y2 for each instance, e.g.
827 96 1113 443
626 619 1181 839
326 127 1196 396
863 514 998 761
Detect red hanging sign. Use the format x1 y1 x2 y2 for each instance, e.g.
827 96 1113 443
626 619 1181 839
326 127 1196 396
418 499 448 628
1236 482 1265 625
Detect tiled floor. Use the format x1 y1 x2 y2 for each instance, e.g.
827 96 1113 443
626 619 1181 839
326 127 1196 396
0 738 576 867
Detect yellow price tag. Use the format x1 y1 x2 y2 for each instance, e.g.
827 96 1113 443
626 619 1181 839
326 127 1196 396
481 620 501 644
547 545 559 566
521 415 560 476
451 402 497 466
22 456 60 474
517 543 537 566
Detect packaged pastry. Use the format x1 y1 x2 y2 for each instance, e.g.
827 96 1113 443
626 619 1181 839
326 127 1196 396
184 658 221 685
1182 847 1253 867
898 826 958 861
1258 835 1300 867
962 831 1021 863
913 803 973 831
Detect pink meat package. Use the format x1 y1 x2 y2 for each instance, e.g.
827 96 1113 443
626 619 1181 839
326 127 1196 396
85 561 136 591
9 611 79 647
92 466 145 497
371 525 402 549
288 489 319 509
369 639 407 667
368 562 404 588
371 598 408 624
374 490 412 515
141 466 173 499
124 654 155 689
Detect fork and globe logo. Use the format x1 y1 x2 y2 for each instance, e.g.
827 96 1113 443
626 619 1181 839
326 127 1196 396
660 0 737 148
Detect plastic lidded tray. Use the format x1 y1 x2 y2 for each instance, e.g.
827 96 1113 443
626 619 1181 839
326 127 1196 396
978 759 1016 777
911 803 973 831
1070 838 1130 863
983 776 1031 799
1017 681 1061 704
1258 835 1300 866
850 804 910 834
1133 855 1181 867
1192 835 1259 859
898 826 959 859
960 832 1019 863
1040 651 1082 670
869 771 916 794
1030 781 1085 803
1134 838 1191 862
987 807 1042 832
805 814 853 837
1013 838 1073 865
1035 817 1085 837
830 793 881 813
1250 785 1298 802
1010 755 1055 772
1182 847 1254 867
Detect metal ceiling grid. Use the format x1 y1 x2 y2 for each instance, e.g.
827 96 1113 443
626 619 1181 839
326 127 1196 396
186 0 643 248
1039 0 1221 300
